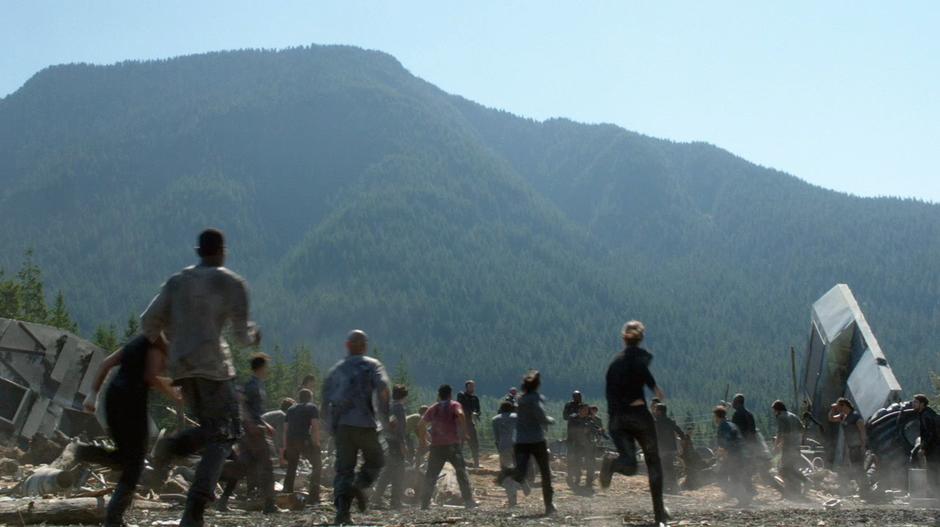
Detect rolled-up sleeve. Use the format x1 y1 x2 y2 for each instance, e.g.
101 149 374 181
141 282 171 343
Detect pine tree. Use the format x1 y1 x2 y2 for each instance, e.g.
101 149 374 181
291 344 320 395
393 353 414 396
46 291 78 333
17 250 48 323
93 324 120 351
267 350 291 403
929 371 940 407
0 270 19 319
123 313 140 342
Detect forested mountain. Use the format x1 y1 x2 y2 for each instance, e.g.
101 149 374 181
0 45 937 412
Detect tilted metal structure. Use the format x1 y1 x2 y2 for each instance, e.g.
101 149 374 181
0 318 107 440
800 284 902 426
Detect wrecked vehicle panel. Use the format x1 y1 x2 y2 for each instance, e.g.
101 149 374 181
0 318 107 441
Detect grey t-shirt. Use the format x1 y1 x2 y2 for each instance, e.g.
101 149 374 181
322 354 390 430
141 264 257 381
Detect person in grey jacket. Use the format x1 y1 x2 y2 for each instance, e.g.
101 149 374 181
142 229 260 527
497 370 556 515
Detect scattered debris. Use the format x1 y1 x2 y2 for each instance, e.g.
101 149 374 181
0 318 108 441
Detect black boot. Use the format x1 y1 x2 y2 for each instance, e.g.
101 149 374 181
262 498 280 514
216 479 236 512
180 498 207 527
654 503 670 526
334 496 352 525
351 486 368 512
543 486 556 515
307 477 321 505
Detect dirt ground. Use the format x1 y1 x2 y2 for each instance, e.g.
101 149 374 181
40 454 940 527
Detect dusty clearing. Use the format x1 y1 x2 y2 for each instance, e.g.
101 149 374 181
56 455 940 527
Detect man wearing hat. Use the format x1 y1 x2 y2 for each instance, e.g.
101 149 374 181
142 228 261 527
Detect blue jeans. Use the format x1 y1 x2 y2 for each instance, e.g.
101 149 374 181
154 377 242 506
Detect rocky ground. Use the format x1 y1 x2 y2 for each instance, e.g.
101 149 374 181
2 445 935 527
104 455 939 527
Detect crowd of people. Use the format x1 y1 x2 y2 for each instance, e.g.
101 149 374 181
74 229 940 527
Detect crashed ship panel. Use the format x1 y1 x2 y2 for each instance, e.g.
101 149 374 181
800 284 902 425
0 318 107 440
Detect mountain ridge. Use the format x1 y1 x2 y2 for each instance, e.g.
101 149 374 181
0 44 936 407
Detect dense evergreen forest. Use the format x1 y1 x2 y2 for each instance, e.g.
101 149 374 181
0 45 937 418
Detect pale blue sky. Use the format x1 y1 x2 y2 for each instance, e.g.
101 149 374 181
3 2 938 201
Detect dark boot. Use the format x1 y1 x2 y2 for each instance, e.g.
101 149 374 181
543 486 556 515
180 498 207 527
334 496 352 525
653 500 670 525
600 456 614 488
146 439 173 491
262 498 279 514
308 476 321 505
507 493 517 508
216 479 236 511
351 486 368 512
105 486 134 526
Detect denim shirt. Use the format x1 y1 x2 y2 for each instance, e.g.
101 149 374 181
322 354 390 429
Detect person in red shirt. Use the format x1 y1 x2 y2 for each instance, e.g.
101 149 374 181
417 384 477 509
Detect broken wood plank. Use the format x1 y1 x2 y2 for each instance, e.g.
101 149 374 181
0 496 105 525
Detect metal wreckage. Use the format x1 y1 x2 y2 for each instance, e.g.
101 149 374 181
798 284 928 500
0 318 108 441
0 284 930 524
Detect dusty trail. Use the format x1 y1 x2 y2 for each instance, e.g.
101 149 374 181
100 455 940 527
